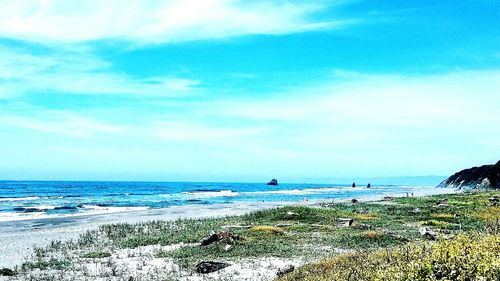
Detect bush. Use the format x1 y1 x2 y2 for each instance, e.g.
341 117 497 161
278 233 500 281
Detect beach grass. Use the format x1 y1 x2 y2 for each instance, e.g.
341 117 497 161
277 233 500 281
10 190 500 280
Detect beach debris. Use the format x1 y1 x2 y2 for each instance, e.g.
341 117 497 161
320 202 336 207
274 223 292 227
419 227 437 240
413 208 421 213
489 196 499 206
435 199 449 208
217 231 243 244
337 218 354 227
195 261 231 274
351 199 359 203
286 211 299 217
267 178 278 185
0 268 15 276
200 232 219 246
200 231 243 246
383 196 398 201
276 264 295 277
224 244 232 251
221 224 252 229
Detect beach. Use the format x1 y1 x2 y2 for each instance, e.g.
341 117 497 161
0 184 457 273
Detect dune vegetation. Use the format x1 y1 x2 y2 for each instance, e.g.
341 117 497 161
3 191 499 280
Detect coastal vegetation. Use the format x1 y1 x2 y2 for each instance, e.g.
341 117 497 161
5 191 499 280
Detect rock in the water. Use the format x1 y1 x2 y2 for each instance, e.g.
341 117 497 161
196 261 230 274
337 218 353 227
351 198 359 203
419 227 437 240
440 160 500 189
276 264 295 277
267 178 278 185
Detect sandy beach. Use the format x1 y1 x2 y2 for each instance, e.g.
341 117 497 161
0 188 456 269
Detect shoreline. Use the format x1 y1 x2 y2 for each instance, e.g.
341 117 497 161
0 187 456 268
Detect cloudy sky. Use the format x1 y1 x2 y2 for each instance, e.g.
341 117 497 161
0 0 499 182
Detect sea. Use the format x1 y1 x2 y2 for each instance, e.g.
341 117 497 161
0 181 456 226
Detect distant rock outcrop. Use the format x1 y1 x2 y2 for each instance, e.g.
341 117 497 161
267 178 278 186
439 160 500 189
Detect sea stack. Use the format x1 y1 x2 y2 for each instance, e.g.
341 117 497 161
439 160 500 189
267 178 278 186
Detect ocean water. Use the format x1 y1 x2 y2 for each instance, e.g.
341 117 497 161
0 181 455 223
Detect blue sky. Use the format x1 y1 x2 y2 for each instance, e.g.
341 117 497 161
0 0 499 182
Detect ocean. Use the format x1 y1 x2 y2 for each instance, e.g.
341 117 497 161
0 181 456 225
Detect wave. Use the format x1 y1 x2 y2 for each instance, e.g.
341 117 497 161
12 205 78 213
181 190 239 198
0 196 40 202
0 205 150 222
80 204 149 211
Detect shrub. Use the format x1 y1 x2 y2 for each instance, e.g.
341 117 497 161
278 233 500 281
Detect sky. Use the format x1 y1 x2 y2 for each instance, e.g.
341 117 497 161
0 0 499 182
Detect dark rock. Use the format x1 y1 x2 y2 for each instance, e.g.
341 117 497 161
195 261 230 274
337 218 353 227
200 232 219 246
440 160 500 189
0 268 15 276
276 264 295 277
351 198 359 203
267 178 278 185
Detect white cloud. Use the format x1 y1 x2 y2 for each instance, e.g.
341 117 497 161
214 70 500 130
195 70 500 174
0 0 349 44
0 112 125 137
0 45 199 97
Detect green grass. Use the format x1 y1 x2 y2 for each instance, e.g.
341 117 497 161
18 190 500 279
21 259 71 271
81 251 112 258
